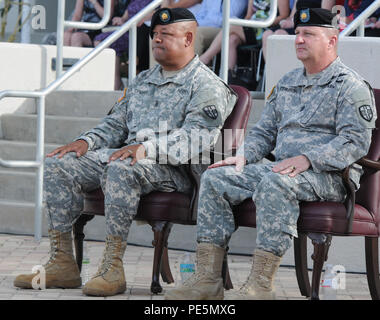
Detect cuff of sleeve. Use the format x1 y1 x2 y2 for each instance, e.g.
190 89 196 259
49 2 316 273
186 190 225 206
76 136 94 150
302 152 322 173
236 147 256 164
142 140 157 161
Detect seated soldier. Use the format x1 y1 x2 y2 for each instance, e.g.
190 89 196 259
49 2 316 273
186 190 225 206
13 8 237 297
165 6 376 300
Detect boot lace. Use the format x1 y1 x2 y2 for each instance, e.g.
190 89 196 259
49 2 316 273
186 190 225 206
43 238 59 270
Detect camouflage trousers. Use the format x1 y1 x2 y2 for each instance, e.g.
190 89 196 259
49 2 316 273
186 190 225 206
196 162 346 257
43 150 192 240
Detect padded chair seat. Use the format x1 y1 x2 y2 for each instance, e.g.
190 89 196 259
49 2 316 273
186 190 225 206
136 191 193 224
298 202 378 236
83 189 194 225
233 199 378 236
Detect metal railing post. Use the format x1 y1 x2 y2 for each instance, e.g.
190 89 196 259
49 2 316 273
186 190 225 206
56 0 113 78
128 23 137 84
0 0 164 240
340 0 380 37
357 22 365 37
56 0 66 78
220 0 231 82
219 0 278 84
34 96 46 242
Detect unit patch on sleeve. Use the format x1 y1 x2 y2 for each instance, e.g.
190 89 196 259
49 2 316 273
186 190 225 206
203 105 218 120
359 105 373 122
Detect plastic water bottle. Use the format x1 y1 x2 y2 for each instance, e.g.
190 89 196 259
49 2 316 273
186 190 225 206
321 264 337 300
81 242 91 286
180 252 195 283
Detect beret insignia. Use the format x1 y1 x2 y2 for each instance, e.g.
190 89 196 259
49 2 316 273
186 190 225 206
300 9 310 23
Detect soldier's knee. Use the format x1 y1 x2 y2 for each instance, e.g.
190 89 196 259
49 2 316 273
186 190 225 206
44 153 76 174
257 171 292 193
102 159 137 183
201 167 226 185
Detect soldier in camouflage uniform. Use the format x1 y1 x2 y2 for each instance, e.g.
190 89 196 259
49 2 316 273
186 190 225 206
166 6 376 300
14 8 237 297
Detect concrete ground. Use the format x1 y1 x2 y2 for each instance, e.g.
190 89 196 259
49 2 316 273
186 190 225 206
0 233 372 301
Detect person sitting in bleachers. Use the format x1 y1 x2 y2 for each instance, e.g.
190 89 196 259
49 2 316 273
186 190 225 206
64 0 116 47
93 0 153 90
164 0 248 55
342 0 380 37
199 0 290 75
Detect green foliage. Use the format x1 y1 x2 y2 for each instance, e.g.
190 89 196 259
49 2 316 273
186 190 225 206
0 0 31 42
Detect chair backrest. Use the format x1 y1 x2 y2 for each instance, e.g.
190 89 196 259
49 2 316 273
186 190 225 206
189 85 252 220
216 85 252 158
356 88 380 229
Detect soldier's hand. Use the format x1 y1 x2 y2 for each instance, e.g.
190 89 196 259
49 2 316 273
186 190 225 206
208 156 246 172
46 140 89 159
108 144 146 166
272 155 311 177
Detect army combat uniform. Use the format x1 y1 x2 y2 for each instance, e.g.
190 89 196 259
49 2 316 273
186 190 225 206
197 57 376 257
44 55 237 241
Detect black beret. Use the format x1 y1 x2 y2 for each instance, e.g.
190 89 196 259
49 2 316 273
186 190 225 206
150 7 197 38
294 7 337 29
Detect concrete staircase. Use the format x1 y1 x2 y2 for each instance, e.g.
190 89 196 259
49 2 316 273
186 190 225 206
0 90 120 236
0 90 264 255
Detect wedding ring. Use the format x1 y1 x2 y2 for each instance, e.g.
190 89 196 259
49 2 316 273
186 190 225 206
291 166 296 171
127 149 133 154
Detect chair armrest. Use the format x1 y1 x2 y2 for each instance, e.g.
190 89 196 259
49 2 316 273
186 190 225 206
342 166 356 234
357 157 380 170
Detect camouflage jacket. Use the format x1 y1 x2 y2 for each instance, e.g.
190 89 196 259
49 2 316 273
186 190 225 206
237 57 376 189
77 56 237 165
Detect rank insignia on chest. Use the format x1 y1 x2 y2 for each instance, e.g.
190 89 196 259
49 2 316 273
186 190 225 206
203 105 218 120
359 105 373 122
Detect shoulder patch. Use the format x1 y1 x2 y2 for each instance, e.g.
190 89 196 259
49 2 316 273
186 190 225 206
203 105 218 120
267 86 276 100
359 105 374 122
117 88 127 103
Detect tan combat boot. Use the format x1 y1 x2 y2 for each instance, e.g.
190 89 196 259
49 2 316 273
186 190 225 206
164 243 225 300
82 235 127 297
14 229 81 289
225 249 281 300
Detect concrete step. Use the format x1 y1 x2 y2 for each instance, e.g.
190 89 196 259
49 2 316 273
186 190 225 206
1 114 100 144
45 90 122 117
0 140 59 161
0 169 36 202
0 199 49 236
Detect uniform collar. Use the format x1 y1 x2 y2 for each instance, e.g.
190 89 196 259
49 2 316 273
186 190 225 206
145 55 200 86
287 56 342 87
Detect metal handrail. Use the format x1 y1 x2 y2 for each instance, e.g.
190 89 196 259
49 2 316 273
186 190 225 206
219 0 278 82
340 0 380 37
56 0 112 78
0 0 163 241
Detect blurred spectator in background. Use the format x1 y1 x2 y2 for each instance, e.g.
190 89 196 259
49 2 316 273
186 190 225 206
163 0 248 55
199 0 290 72
94 0 153 90
64 0 116 47
343 0 380 36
